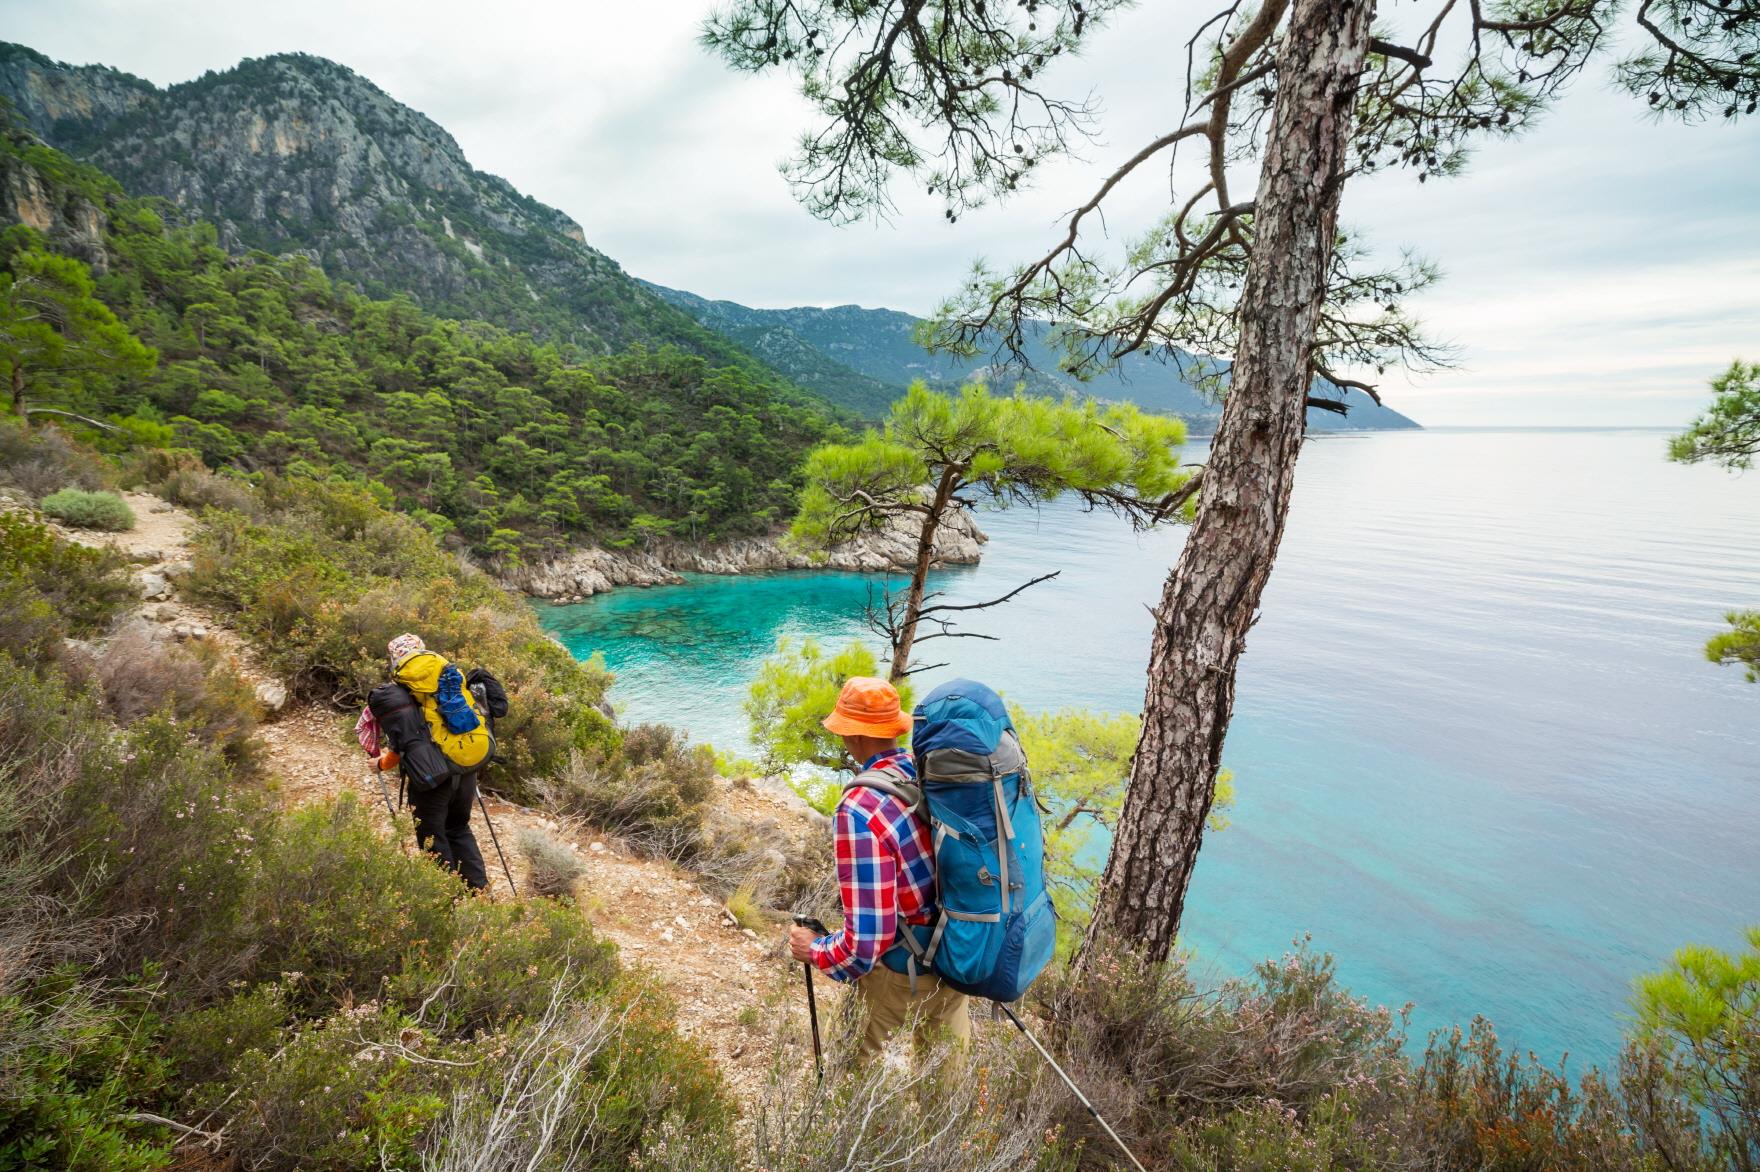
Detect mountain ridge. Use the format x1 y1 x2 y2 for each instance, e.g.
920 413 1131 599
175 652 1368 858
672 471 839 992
650 284 1423 431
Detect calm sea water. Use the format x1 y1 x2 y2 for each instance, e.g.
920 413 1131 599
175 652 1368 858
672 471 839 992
538 429 1760 1070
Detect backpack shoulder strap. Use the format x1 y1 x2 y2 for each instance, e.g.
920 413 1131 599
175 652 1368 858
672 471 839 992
842 767 923 816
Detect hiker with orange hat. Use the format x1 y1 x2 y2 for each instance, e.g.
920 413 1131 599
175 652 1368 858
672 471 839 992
786 676 971 1059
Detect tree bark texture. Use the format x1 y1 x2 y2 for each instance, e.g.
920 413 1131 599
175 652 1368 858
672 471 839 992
1082 0 1375 961
888 464 960 682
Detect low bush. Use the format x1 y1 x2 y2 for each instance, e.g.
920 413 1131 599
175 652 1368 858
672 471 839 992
153 458 260 516
1 657 735 1170
247 798 462 1009
97 627 259 768
1035 941 1732 1171
0 417 115 498
39 487 135 531
221 1003 458 1172
542 724 716 857
747 1021 1074 1172
0 511 134 639
422 971 732 1172
395 898 621 1038
516 825 586 898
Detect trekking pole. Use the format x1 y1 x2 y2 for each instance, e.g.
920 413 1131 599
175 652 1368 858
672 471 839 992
374 764 398 821
475 789 518 897
995 1001 1148 1172
793 915 828 1080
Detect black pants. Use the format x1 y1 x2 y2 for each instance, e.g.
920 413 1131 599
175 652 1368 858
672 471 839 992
409 770 488 890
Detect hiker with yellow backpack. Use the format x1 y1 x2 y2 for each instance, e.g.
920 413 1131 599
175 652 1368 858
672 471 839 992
357 633 509 891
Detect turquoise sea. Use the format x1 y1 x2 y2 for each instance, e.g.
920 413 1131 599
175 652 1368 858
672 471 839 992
538 429 1760 1070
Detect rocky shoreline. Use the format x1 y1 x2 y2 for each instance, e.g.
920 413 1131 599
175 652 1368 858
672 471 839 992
495 509 988 601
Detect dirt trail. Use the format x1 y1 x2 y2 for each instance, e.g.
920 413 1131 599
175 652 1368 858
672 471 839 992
58 491 839 1103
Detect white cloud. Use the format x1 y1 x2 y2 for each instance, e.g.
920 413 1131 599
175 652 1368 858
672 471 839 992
2 0 1755 425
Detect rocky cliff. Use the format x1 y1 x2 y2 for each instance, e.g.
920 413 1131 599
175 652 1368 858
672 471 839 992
0 45 153 150
499 509 988 600
0 137 110 276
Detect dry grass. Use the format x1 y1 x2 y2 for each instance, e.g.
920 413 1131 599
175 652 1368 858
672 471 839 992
516 825 587 898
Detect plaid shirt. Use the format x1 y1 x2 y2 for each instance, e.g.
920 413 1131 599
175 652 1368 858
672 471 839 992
810 748 936 983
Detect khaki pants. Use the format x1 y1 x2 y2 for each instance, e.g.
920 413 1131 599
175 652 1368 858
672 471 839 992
852 964 972 1060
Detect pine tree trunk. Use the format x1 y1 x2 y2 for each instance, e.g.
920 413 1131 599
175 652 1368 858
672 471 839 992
1081 0 1375 963
888 466 960 682
10 365 24 429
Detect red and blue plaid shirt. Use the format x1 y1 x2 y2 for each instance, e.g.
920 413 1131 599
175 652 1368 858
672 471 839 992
810 748 936 983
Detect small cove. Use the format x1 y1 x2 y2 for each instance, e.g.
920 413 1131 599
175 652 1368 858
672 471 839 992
539 428 1760 1070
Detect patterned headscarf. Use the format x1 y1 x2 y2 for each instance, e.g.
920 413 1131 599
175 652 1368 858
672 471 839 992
387 633 426 665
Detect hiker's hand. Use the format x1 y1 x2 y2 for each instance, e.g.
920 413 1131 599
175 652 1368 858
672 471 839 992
788 924 817 963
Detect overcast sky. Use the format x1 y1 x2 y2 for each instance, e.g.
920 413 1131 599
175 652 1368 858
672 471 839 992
5 0 1757 426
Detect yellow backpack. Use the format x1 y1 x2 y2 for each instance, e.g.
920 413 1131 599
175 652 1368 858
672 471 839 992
392 650 493 770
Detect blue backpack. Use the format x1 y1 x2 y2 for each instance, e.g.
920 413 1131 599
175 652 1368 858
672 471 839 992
851 679 1057 1003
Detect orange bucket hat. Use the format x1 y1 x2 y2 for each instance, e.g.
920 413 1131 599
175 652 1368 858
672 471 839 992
822 676 913 739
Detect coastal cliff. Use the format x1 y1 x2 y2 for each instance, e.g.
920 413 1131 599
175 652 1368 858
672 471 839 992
497 509 988 600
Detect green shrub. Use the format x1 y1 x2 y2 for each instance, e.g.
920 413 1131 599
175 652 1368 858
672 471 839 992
220 1004 455 1172
0 987 173 1172
0 511 134 637
161 982 290 1096
247 798 460 1008
395 898 621 1037
0 657 737 1172
423 974 733 1172
39 487 135 531
1039 943 1698 1171
59 713 273 1002
516 825 586 898
745 637 908 771
158 461 259 516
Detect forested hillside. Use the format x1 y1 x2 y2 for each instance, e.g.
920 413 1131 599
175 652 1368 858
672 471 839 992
0 42 796 375
654 285 1424 431
0 125 839 558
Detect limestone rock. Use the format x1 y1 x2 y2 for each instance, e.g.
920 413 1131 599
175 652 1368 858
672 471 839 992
499 506 988 600
255 681 289 713
137 570 171 600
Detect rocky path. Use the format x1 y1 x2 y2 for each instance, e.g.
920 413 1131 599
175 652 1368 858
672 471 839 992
56 491 837 1104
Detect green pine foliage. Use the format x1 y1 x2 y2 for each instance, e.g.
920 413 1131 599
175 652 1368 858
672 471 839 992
1015 707 1234 951
1707 611 1760 683
745 637 910 776
791 382 1193 550
0 128 844 561
1632 928 1760 1169
1670 359 1760 471
0 235 156 425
